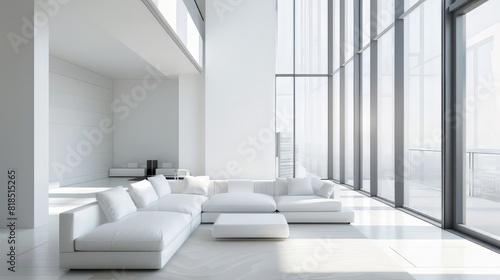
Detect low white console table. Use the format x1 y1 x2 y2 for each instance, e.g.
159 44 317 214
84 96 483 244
155 168 190 179
109 168 146 177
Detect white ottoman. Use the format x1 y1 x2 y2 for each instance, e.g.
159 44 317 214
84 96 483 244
212 213 289 239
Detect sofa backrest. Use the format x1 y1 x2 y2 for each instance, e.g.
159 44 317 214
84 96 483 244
166 179 274 196
166 179 341 198
167 180 216 196
213 180 275 196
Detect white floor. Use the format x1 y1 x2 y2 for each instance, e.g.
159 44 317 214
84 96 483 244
1 179 500 279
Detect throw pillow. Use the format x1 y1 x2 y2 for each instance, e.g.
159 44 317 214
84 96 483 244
96 186 137 222
316 183 335 198
183 176 210 196
129 180 159 207
287 178 313 195
228 180 254 193
148 174 172 198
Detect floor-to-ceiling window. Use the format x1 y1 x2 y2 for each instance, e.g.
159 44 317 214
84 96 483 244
403 0 442 220
275 0 500 249
460 0 500 238
331 0 341 181
361 47 371 192
276 0 328 178
344 0 355 186
345 61 355 185
377 27 395 201
361 0 371 192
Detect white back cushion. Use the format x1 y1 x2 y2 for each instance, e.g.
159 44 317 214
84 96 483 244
148 175 171 198
96 186 137 222
183 176 210 196
275 178 288 196
287 178 313 195
129 180 159 207
228 180 254 193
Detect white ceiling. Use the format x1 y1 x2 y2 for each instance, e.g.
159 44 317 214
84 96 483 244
50 0 201 80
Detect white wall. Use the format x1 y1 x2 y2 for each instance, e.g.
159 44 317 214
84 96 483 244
205 0 276 179
49 56 114 186
0 1 49 228
179 74 205 175
113 79 179 168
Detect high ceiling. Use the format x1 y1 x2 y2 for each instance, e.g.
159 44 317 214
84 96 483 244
50 0 201 80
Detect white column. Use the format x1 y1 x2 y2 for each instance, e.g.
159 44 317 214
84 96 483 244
205 0 277 180
179 74 206 176
0 1 49 228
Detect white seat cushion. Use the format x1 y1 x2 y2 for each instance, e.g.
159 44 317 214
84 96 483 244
275 196 342 212
75 212 191 252
202 193 277 213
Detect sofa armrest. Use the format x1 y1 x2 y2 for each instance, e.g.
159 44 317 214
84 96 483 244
59 202 106 253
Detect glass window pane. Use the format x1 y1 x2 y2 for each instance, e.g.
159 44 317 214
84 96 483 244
332 72 341 180
405 0 420 12
332 0 341 71
295 0 328 74
403 0 442 220
464 0 500 238
277 0 294 74
362 48 371 192
345 0 354 59
345 62 354 186
377 0 395 34
362 0 371 47
295 77 328 178
276 78 294 178
378 28 395 201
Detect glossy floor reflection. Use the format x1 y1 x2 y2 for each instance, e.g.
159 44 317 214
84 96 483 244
1 181 500 279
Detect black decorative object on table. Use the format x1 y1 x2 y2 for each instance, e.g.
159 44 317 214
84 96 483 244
146 160 158 176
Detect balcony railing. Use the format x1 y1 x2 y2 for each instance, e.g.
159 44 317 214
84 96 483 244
408 148 500 203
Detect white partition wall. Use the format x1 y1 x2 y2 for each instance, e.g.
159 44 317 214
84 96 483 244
205 0 277 179
179 74 205 175
0 1 49 228
113 79 179 168
49 57 114 186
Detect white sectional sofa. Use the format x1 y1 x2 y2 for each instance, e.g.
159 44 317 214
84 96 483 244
60 176 354 269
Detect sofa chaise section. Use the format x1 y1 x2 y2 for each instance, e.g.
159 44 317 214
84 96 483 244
59 202 195 269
